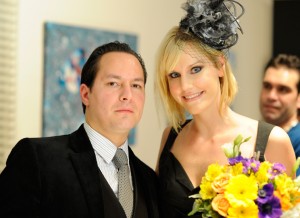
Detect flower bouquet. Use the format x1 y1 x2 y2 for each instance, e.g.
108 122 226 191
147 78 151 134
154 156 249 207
188 135 300 218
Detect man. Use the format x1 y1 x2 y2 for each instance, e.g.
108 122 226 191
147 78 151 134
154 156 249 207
260 53 300 174
0 41 160 217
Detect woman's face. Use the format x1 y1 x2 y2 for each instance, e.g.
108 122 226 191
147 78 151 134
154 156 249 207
167 49 223 115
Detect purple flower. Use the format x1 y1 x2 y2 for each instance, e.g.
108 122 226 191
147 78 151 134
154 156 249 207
229 156 260 174
257 184 274 204
228 156 245 165
249 158 260 172
257 184 282 218
241 158 261 174
269 163 286 179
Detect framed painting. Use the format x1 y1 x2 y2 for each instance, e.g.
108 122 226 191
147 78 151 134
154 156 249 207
43 22 137 144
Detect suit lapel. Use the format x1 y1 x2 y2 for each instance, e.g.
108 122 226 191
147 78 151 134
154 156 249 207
129 153 139 218
129 148 155 218
69 125 104 218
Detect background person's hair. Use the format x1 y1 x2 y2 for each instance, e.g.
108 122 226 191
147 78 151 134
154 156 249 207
80 41 147 114
264 54 300 93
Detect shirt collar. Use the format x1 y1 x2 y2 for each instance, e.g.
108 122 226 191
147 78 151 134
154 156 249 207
83 122 129 164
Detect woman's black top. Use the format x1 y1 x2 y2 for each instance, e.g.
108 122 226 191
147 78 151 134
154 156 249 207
158 120 274 218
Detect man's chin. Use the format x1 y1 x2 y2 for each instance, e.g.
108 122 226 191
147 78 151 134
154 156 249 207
263 115 280 125
116 122 137 133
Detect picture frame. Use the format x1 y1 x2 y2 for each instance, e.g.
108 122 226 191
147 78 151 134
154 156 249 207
43 22 138 144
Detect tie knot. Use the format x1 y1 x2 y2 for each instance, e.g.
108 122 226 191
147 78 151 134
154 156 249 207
113 149 128 169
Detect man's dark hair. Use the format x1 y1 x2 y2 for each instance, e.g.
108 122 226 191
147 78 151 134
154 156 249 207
264 54 300 93
80 41 147 114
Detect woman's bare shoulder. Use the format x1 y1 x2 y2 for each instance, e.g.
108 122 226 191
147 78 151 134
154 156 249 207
268 125 291 146
266 126 296 176
155 126 173 173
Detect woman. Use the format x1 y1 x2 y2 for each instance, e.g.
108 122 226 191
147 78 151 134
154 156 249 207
155 0 296 217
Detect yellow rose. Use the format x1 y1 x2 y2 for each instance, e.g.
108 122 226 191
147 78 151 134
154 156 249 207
212 194 230 217
212 173 230 193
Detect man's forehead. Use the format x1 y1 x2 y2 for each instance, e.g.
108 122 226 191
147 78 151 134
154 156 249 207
264 67 299 86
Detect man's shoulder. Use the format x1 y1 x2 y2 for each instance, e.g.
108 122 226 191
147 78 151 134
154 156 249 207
129 149 155 174
288 123 300 148
15 125 85 151
288 122 300 136
294 122 300 131
18 132 72 146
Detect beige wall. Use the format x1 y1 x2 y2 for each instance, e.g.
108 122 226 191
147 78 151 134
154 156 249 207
11 0 272 170
232 0 273 119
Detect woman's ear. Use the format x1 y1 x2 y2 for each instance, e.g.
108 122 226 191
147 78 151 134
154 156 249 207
80 84 90 107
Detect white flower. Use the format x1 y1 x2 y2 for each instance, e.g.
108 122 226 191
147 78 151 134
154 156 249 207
221 135 251 158
221 142 234 158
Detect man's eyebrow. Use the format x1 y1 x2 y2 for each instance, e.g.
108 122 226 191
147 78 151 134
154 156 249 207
105 74 144 83
133 78 144 82
278 85 292 89
262 81 271 84
105 74 121 79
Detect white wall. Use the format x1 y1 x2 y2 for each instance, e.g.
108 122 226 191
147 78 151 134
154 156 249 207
14 0 272 170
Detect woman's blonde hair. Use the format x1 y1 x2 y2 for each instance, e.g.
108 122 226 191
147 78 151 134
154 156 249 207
155 26 238 132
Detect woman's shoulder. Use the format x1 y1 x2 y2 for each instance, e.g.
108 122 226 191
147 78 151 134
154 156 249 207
232 113 259 137
161 126 173 147
156 125 174 172
234 112 258 125
268 125 291 144
265 125 296 176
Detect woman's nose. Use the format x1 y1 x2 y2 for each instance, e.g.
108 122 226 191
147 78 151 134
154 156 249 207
180 75 193 91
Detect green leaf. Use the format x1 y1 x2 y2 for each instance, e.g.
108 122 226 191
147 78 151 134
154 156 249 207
188 200 202 216
243 136 251 143
292 157 300 176
189 193 201 199
233 134 243 146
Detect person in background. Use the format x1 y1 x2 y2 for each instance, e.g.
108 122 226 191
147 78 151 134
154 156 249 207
260 53 300 175
154 0 296 217
0 41 160 218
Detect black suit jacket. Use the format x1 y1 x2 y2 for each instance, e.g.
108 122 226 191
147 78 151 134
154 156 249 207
0 125 160 218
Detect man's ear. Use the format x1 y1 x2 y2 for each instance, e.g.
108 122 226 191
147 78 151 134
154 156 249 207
80 84 90 107
297 93 300 110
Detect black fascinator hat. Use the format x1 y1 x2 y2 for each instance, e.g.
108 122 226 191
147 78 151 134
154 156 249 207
180 0 245 50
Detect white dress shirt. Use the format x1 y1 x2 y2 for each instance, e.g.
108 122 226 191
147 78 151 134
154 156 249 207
83 122 133 197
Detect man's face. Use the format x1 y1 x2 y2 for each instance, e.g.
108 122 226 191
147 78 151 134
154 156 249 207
80 52 145 139
260 66 300 126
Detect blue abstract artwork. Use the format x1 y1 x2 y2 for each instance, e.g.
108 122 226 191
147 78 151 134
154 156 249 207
43 22 137 144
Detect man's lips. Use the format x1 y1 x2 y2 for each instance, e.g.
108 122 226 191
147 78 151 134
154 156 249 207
263 104 279 111
115 108 134 113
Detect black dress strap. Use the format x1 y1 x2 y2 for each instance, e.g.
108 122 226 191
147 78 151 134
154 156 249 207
255 121 274 162
163 128 178 151
163 120 192 151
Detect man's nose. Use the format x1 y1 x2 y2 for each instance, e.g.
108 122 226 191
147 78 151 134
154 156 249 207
120 85 132 101
267 88 279 100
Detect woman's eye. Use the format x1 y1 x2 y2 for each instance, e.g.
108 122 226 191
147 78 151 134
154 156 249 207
169 72 180 78
191 66 202 74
